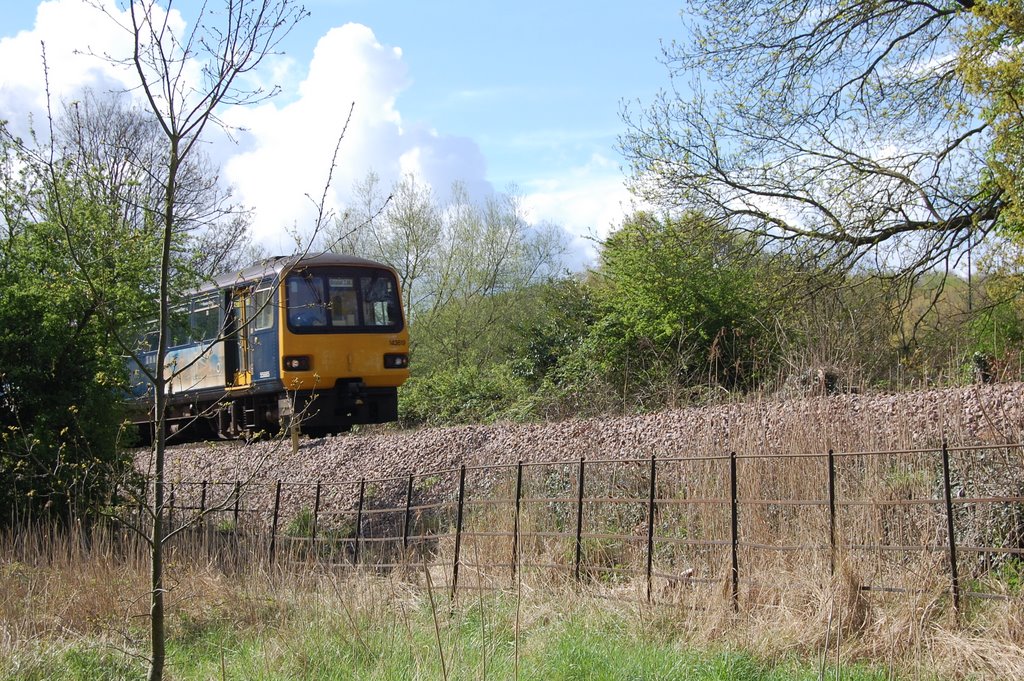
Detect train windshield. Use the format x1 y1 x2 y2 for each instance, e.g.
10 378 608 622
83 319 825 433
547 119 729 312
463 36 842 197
286 267 402 333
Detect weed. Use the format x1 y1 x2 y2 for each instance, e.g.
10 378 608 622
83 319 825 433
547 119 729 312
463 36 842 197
285 507 314 538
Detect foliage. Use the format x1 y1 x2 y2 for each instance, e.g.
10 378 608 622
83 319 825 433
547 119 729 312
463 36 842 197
7 645 142 681
0 127 137 525
577 211 791 404
398 275 612 425
506 277 599 384
285 507 315 538
2 583 919 680
399 361 535 426
958 1 1024 235
397 209 819 423
0 85 253 525
965 243 1024 365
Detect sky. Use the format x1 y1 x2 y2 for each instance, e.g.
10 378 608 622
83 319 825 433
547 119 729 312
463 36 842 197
0 0 683 265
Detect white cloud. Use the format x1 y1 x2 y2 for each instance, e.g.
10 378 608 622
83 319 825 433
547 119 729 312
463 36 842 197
0 3 637 271
217 22 414 248
0 0 147 127
1 8 494 251
217 23 494 250
0 1 200 130
521 153 641 268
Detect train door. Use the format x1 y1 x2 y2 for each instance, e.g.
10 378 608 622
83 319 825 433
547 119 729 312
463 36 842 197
225 288 253 389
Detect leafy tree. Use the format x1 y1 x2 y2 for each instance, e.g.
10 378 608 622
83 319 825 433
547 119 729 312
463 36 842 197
493 277 610 419
621 0 1017 282
586 211 786 400
0 83 257 526
506 278 598 386
966 241 1024 368
53 90 256 281
0 206 130 525
958 1 1024 233
0 113 155 525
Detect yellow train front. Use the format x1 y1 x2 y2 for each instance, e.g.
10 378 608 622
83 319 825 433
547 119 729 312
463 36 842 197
129 254 410 439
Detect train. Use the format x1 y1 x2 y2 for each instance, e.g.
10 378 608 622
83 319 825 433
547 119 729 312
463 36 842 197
127 254 409 440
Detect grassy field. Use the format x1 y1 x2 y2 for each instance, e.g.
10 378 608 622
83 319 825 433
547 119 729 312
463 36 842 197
4 599 903 680
2 572 902 680
2 528 1020 681
6 395 1024 680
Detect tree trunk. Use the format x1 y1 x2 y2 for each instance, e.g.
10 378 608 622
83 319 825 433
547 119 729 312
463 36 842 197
147 139 178 681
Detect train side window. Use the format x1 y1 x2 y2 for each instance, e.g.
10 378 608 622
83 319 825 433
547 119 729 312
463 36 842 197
169 306 191 346
136 328 159 353
190 294 221 341
253 287 275 330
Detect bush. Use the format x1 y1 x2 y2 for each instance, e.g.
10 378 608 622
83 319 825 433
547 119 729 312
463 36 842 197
399 362 535 427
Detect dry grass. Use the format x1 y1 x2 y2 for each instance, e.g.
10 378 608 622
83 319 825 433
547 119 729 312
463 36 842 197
5 387 1024 678
4 518 1022 679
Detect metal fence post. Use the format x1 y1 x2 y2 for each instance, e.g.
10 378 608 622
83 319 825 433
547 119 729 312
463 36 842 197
646 455 657 604
311 480 322 544
354 478 365 565
167 485 175 532
512 460 523 584
940 440 961 614
199 480 208 553
451 465 467 601
827 449 836 577
402 474 414 557
574 457 586 583
269 480 282 566
729 451 739 612
232 481 241 534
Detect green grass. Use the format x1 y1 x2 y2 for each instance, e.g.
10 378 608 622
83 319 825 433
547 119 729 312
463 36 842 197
3 592 915 681
5 644 141 681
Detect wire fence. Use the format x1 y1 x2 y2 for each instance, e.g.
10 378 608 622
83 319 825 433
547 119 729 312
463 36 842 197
123 441 1024 610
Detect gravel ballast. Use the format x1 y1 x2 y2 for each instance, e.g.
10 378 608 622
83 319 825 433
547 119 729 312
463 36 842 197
143 382 1024 489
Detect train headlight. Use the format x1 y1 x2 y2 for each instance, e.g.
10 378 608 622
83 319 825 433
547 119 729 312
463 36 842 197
283 355 311 371
384 353 408 369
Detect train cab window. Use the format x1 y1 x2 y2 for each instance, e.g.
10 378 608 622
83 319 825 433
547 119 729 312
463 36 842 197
287 275 327 328
328 277 359 327
286 267 402 333
361 275 399 327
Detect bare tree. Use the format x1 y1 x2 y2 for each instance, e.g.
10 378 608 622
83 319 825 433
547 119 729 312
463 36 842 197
621 0 1011 283
54 89 255 280
336 174 565 319
334 174 567 371
88 2 308 679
